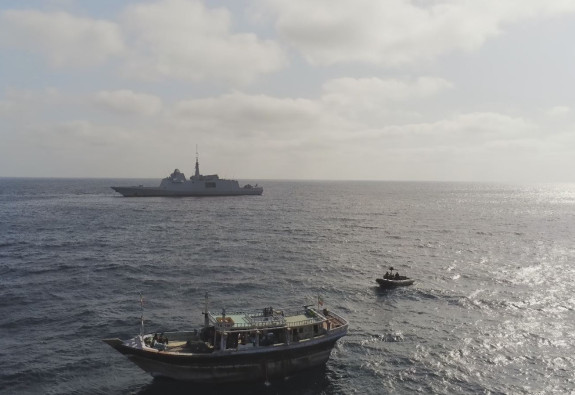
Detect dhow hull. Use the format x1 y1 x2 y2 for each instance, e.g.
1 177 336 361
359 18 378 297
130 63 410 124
103 336 341 383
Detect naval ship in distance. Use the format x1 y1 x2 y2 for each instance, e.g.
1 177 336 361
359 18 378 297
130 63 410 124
111 156 262 197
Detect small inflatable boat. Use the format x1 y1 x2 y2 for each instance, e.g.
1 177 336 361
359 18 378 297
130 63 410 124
376 277 415 288
376 267 414 288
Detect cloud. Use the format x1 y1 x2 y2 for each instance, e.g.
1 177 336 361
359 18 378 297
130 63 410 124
327 111 539 177
0 88 64 117
318 76 453 125
0 9 124 67
325 111 552 181
1 84 568 181
23 120 135 148
321 76 452 112
172 91 323 138
426 112 535 139
259 0 575 67
2 119 158 177
0 100 17 116
322 77 453 102
0 1 286 84
167 91 541 178
169 91 536 161
377 112 536 146
545 105 572 118
119 0 286 84
93 90 162 115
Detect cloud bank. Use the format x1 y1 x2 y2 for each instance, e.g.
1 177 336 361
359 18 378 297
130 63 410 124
0 0 574 181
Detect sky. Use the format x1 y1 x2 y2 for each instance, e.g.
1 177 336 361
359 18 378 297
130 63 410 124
1 0 574 182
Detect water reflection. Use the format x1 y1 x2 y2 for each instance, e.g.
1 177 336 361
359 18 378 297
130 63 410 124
135 366 334 395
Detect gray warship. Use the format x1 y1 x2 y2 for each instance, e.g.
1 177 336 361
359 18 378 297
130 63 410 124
111 156 262 197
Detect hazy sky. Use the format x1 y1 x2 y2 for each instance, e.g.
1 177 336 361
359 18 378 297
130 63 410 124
1 0 574 182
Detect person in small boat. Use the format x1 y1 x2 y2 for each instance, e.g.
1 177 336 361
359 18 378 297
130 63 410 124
395 272 400 279
384 271 390 279
151 333 167 351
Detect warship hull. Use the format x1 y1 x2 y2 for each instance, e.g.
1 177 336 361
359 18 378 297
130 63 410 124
111 186 263 197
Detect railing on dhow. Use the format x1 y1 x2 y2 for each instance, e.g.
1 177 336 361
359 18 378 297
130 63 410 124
209 311 285 331
324 310 348 327
208 308 327 331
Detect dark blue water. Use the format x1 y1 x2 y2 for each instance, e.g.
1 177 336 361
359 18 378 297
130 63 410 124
1 178 574 394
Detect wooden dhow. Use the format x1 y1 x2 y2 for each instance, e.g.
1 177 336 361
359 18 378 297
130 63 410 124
103 295 348 383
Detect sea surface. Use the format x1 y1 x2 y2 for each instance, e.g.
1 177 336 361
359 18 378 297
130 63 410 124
1 178 574 394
